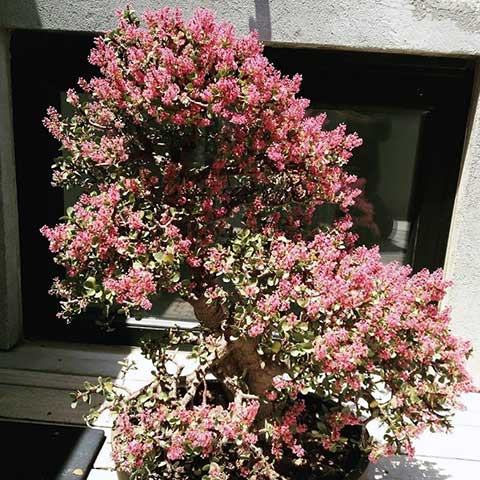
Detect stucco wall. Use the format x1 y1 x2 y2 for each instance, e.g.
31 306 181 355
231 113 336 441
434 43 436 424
0 30 22 348
1 0 480 380
2 0 480 55
444 75 480 381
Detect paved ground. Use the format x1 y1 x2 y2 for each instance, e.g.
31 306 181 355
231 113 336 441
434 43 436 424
363 392 480 479
0 341 477 479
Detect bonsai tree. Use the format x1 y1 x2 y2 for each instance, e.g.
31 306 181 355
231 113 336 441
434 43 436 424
41 6 473 480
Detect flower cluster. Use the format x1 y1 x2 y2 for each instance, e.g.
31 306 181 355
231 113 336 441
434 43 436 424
203 225 474 461
77 340 281 480
270 400 307 458
41 176 197 318
104 267 156 310
43 5 361 248
112 400 263 476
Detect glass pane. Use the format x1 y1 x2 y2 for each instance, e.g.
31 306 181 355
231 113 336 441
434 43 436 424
61 93 83 209
60 93 198 328
309 106 427 264
126 292 198 329
60 92 426 327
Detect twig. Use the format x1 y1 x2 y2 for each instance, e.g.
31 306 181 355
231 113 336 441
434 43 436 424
202 377 208 405
235 391 259 406
180 372 201 407
90 378 160 416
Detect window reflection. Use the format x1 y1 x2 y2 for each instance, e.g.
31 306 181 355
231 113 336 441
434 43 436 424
310 107 427 264
129 292 198 329
61 92 427 326
60 93 197 329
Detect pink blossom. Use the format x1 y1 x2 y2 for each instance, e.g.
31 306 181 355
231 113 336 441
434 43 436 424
105 267 156 310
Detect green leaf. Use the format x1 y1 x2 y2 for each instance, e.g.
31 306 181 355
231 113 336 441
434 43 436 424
83 277 96 290
267 277 278 287
298 341 314 353
153 251 174 264
271 341 282 353
296 298 308 309
316 422 328 434
158 391 169 401
280 320 291 332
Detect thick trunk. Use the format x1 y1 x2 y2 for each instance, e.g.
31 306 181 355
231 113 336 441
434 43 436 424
190 297 284 416
216 337 283 397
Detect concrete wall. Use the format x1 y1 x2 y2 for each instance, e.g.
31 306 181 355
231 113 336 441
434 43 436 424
0 30 22 349
444 73 480 381
1 0 480 380
2 0 480 55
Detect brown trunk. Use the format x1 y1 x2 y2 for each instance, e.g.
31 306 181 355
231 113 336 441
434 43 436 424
190 297 228 331
190 297 284 418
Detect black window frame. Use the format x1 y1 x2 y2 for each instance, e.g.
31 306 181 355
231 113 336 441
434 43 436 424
10 31 475 345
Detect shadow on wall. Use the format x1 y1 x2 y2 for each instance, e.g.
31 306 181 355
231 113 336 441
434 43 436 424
0 0 41 29
366 455 450 479
249 0 272 41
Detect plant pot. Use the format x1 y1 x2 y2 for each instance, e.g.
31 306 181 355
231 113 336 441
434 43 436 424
112 453 369 480
114 465 369 480
109 391 371 480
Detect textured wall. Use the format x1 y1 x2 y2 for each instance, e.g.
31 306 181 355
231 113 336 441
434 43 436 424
0 30 22 348
444 76 480 380
3 0 480 55
1 0 480 380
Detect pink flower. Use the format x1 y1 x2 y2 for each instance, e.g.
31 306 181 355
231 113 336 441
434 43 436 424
166 440 185 461
40 224 71 252
104 267 156 310
248 322 265 337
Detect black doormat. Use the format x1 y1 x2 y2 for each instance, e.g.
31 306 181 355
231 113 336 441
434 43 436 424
0 420 105 479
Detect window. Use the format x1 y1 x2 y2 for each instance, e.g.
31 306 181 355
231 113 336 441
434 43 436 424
265 46 474 271
11 32 474 344
311 106 425 265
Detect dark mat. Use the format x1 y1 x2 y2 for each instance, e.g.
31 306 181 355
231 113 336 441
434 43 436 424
0 420 105 479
